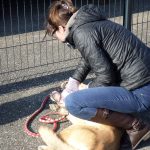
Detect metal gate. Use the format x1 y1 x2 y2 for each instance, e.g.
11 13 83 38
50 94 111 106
0 0 150 86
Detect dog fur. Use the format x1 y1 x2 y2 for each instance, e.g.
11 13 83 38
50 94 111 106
38 78 122 150
38 107 122 150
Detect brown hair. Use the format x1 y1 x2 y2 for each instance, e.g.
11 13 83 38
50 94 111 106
45 0 77 37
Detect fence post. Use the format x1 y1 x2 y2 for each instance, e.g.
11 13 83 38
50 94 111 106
123 0 133 31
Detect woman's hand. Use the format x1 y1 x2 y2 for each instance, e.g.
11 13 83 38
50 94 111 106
50 79 88 107
65 77 80 92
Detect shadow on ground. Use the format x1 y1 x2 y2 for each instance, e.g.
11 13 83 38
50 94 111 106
0 73 150 150
0 88 55 125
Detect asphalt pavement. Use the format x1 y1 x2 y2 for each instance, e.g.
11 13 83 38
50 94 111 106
0 76 150 150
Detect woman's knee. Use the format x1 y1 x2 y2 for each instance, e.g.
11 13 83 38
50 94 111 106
65 93 80 115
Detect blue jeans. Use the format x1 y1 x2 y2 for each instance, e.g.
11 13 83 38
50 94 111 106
65 83 150 120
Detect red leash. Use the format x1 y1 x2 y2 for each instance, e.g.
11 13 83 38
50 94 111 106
24 95 67 137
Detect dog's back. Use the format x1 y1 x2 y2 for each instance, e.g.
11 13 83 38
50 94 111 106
38 122 121 150
38 126 77 150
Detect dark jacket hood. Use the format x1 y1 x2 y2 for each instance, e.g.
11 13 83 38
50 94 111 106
74 4 106 28
63 4 106 45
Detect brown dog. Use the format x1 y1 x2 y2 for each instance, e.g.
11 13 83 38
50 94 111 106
38 82 122 150
38 105 122 149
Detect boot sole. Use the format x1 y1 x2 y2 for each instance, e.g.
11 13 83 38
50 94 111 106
132 130 150 150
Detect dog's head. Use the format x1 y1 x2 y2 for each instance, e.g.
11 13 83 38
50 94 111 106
49 103 69 116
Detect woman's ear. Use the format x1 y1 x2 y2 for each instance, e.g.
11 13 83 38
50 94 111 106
58 26 65 34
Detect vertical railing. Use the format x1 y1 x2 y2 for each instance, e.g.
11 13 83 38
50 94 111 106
0 0 150 86
123 0 132 31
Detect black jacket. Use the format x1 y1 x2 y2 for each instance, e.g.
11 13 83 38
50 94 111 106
66 4 150 90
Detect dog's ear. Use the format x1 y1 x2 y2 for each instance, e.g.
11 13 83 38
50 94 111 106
38 145 49 150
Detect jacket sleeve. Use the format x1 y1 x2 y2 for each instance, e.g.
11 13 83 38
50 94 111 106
72 57 91 83
73 29 117 88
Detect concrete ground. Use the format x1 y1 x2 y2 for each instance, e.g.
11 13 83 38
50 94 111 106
0 77 72 150
0 75 150 150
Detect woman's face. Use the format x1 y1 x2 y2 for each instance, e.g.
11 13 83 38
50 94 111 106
55 26 66 42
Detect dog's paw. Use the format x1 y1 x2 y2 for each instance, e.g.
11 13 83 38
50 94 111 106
38 145 48 150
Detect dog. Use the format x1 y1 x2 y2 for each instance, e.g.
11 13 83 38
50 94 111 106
38 83 122 150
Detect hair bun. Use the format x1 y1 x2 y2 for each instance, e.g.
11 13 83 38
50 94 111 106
61 3 69 10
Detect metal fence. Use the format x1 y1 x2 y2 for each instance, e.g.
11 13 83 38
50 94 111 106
0 0 150 86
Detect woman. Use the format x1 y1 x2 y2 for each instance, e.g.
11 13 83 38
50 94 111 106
46 0 150 149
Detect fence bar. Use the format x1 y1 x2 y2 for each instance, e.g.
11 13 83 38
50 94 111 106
123 0 132 31
0 0 150 86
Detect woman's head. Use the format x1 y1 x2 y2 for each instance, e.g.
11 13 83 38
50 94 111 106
45 0 77 39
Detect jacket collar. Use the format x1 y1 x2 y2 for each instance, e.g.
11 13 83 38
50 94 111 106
61 11 78 48
63 11 78 42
